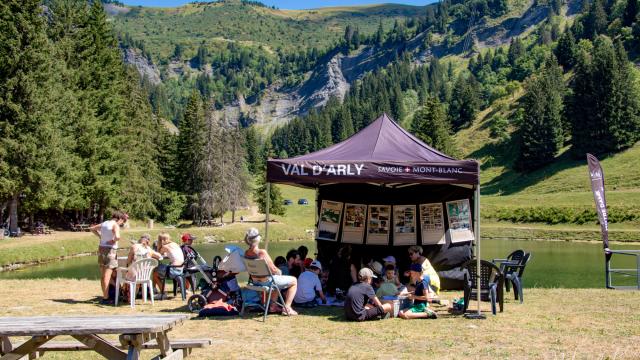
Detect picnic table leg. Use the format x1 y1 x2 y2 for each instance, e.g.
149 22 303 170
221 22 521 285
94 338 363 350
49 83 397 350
0 336 11 355
0 335 52 360
154 331 182 360
119 334 149 360
72 334 126 360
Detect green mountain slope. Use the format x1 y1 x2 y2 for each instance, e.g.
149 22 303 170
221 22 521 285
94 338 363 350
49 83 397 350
110 1 427 59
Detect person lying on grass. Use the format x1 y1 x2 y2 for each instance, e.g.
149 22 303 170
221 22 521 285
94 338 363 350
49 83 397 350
398 263 437 319
344 268 393 321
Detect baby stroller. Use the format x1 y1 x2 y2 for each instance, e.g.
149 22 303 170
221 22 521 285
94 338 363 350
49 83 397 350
186 245 244 313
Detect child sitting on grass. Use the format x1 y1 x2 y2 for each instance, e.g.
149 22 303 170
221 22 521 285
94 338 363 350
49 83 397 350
376 264 402 298
398 263 437 319
293 260 327 307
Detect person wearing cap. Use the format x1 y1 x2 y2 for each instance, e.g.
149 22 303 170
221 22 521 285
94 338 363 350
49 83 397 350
344 267 393 321
181 233 196 246
293 260 326 306
398 263 438 319
89 210 128 304
243 228 299 316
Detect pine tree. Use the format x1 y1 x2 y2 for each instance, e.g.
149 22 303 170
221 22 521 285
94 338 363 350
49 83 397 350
508 37 525 66
449 73 481 130
555 29 577 69
410 97 458 156
584 0 608 39
253 172 285 216
0 0 77 232
116 69 163 218
375 20 384 46
623 0 639 26
570 36 640 154
243 126 261 173
518 56 566 170
176 91 206 196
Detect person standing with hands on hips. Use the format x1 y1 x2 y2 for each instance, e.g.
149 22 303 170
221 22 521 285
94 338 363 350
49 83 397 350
90 211 128 305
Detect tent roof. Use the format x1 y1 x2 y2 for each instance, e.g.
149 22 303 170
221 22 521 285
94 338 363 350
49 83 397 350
295 113 457 162
267 113 479 186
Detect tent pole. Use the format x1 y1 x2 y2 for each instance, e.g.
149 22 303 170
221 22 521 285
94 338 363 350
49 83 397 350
265 182 270 251
475 184 481 316
314 187 319 240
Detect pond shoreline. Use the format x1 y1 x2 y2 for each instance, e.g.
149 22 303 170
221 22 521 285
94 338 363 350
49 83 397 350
2 235 639 274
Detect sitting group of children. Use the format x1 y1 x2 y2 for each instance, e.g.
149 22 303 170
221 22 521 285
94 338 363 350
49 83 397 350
345 246 441 321
273 246 328 307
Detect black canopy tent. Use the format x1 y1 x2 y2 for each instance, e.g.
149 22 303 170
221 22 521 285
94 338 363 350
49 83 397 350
265 113 483 314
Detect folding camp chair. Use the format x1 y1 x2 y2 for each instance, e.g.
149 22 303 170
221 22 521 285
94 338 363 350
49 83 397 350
240 258 287 322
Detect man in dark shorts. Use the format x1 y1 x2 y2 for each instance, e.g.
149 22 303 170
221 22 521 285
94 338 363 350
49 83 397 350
344 268 393 321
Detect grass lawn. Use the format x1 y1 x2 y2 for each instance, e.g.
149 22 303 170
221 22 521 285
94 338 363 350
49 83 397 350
0 279 638 359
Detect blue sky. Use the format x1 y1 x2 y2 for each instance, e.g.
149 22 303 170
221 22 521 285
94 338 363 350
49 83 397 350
120 1 432 9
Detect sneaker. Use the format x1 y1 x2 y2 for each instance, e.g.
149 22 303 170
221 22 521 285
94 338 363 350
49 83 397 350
99 298 114 305
153 293 168 301
425 308 438 319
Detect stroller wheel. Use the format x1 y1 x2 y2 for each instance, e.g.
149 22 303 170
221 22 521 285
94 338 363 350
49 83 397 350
187 294 207 313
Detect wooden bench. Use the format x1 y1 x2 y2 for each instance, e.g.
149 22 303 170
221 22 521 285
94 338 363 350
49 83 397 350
28 338 211 357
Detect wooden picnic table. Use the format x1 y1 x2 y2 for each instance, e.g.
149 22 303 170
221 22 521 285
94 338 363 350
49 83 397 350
0 314 204 360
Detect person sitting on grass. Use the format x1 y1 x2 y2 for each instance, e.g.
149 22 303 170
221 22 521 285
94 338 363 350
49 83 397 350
243 228 298 316
152 233 184 299
344 268 393 321
398 263 438 319
274 256 288 276
294 260 327 307
376 264 401 298
406 245 441 299
286 249 302 278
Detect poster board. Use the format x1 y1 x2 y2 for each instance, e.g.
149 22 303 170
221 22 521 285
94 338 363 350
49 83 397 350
367 205 391 245
445 199 474 243
342 203 367 244
317 200 343 241
419 203 446 245
393 205 417 245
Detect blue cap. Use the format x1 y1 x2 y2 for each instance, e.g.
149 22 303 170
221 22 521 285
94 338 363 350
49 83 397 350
409 263 422 273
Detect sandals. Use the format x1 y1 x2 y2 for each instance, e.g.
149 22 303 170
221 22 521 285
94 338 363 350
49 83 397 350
282 306 298 316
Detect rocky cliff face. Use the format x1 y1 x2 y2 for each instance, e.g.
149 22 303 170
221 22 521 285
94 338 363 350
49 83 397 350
124 1 560 127
122 47 161 85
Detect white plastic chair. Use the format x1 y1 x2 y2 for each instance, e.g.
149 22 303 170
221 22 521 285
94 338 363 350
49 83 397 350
115 258 158 308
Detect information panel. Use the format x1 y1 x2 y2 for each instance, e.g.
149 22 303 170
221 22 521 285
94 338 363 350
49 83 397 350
419 203 446 245
318 200 343 241
367 205 391 245
342 203 367 244
445 199 474 243
393 205 417 245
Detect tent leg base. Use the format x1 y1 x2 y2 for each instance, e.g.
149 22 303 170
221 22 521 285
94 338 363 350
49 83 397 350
464 313 487 320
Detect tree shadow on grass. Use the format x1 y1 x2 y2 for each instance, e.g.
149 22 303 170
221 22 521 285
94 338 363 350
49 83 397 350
469 132 590 196
50 297 102 305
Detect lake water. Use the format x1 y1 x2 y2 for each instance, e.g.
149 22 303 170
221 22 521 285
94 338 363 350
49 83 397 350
1 239 639 289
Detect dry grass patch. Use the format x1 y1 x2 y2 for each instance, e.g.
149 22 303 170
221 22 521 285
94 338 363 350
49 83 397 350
0 280 638 359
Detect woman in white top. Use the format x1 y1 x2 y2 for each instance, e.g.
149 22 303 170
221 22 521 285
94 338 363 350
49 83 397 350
90 211 128 304
152 233 185 297
125 234 162 281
